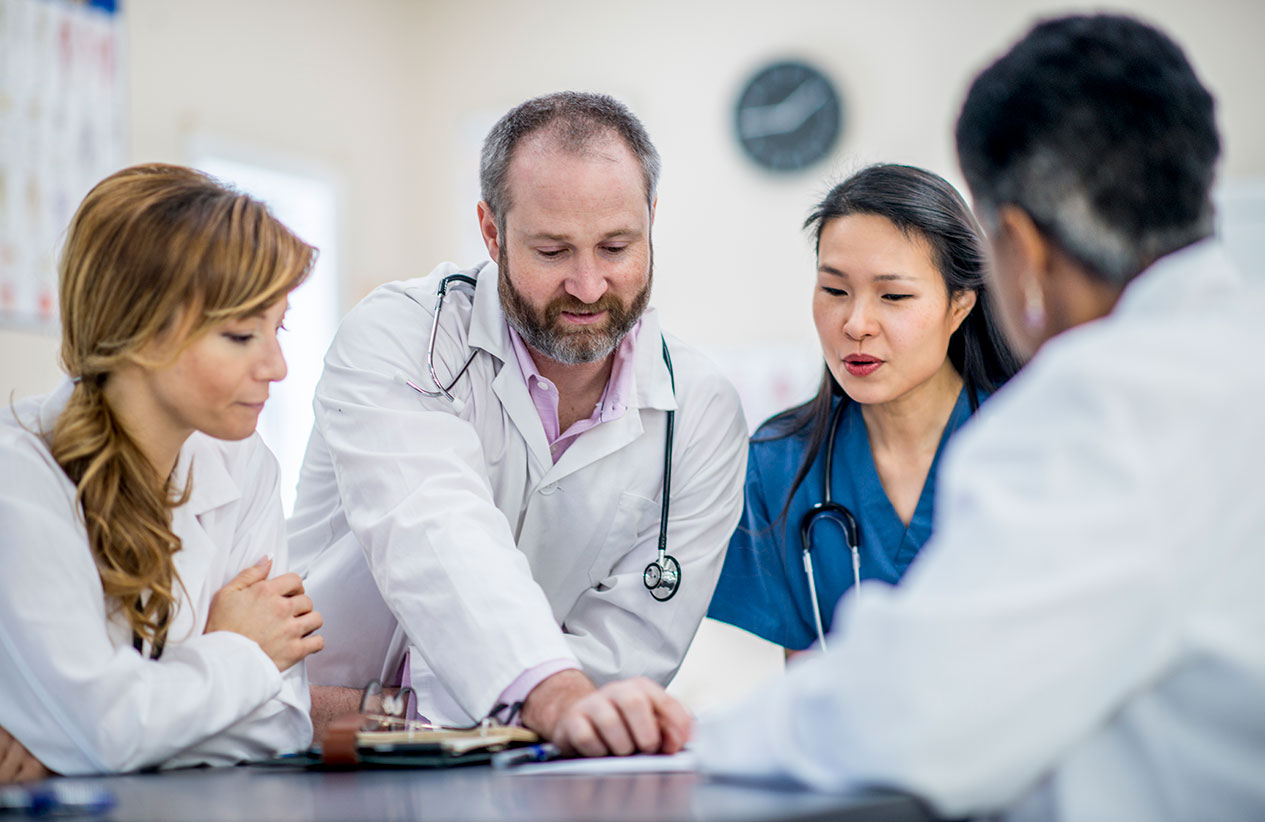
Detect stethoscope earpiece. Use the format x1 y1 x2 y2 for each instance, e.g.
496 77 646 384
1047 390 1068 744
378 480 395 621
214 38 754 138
643 555 681 602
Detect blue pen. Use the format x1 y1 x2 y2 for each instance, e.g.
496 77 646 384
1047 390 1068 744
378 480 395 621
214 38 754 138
0 783 117 816
490 742 561 770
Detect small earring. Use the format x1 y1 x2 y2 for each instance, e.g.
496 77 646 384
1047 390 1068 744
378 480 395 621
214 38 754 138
1023 287 1045 331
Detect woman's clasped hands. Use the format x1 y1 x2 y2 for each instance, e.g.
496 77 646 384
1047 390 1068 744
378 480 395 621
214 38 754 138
205 557 324 672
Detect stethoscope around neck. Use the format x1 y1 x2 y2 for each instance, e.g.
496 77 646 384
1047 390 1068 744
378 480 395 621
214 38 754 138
797 386 980 651
797 398 860 652
398 270 683 603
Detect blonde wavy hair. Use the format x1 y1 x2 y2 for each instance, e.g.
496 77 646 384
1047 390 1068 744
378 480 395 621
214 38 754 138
50 163 316 649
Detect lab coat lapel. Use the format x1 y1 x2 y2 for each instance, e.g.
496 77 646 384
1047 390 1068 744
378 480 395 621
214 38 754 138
169 434 242 637
544 310 676 485
546 406 644 484
467 261 554 471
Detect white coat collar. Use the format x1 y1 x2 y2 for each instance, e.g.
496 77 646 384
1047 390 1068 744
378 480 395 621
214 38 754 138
35 379 241 518
173 433 242 517
1114 238 1241 318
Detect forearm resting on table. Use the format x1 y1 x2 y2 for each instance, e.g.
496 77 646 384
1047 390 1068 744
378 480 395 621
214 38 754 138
309 685 398 744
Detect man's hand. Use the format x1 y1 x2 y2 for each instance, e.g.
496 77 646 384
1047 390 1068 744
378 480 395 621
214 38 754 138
0 727 51 784
520 669 693 757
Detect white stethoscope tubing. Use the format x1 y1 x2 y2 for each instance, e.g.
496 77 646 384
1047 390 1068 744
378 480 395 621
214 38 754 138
802 521 862 653
801 550 830 653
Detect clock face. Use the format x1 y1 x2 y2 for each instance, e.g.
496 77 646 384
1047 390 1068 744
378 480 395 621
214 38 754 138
734 60 843 173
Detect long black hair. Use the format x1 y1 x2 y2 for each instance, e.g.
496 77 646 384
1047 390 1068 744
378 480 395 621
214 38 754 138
764 163 1021 524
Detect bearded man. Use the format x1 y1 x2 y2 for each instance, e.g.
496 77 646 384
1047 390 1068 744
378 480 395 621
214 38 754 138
288 92 747 755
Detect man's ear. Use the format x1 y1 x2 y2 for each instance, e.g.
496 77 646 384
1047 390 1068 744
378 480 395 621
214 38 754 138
996 204 1053 295
476 201 500 259
650 196 657 226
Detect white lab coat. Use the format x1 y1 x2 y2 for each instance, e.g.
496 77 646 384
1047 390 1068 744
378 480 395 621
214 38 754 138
695 239 1265 821
288 260 748 725
0 382 312 775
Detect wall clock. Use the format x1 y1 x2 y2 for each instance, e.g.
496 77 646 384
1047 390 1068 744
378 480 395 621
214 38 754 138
734 60 843 173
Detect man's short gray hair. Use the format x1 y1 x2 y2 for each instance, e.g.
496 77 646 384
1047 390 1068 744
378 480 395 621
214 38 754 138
479 91 661 227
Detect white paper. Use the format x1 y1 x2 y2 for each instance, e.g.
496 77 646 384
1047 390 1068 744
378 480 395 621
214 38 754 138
508 750 699 776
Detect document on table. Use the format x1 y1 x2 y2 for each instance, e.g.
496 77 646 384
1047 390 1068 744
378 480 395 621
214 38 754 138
508 750 698 776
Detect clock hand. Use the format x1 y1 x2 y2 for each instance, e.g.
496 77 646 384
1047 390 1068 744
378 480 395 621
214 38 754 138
739 79 829 139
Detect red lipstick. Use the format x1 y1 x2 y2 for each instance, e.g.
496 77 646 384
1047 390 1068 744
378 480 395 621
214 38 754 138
843 353 883 377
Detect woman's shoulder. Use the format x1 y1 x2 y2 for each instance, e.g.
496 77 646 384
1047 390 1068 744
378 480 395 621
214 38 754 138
744 404 828 495
1 388 69 469
751 406 812 447
0 394 81 520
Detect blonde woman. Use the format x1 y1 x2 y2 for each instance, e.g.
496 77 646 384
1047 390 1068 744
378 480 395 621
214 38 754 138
0 164 323 779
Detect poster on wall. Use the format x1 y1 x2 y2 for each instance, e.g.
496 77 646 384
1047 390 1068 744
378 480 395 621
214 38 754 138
0 0 124 329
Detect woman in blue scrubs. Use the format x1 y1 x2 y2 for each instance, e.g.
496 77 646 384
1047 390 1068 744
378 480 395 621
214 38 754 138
708 164 1020 653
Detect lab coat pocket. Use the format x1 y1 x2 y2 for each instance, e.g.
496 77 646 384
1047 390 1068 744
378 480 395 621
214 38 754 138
587 491 659 588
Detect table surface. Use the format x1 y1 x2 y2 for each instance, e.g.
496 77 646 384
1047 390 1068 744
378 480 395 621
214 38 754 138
17 763 934 821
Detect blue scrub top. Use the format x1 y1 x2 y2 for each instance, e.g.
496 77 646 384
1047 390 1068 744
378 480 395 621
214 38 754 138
707 387 979 650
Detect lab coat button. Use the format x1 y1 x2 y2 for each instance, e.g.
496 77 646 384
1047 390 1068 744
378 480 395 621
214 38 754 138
540 483 559 495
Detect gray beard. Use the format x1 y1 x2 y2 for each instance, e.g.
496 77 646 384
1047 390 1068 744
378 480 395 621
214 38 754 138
497 246 652 365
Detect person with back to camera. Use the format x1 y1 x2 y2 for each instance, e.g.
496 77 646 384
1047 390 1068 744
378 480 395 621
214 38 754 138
0 164 324 781
707 164 1019 656
694 14 1265 820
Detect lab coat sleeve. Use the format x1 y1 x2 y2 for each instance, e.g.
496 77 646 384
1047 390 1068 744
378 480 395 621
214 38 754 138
0 437 290 775
312 285 576 720
694 357 1184 817
164 437 313 767
561 368 749 686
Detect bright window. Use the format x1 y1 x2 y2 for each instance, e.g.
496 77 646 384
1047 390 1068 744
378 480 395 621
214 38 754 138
192 153 340 516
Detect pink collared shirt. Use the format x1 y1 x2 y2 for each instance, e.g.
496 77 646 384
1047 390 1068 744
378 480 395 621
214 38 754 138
507 319 640 462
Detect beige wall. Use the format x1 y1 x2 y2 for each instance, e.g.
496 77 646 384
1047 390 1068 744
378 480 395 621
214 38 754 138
399 0 1265 354
0 326 61 400
2 0 421 397
3 0 1261 397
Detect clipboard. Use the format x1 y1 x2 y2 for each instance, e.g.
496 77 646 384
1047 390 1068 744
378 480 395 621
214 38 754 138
267 681 540 770
318 713 539 768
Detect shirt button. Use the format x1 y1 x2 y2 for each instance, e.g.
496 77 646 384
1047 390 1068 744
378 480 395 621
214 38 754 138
540 483 559 495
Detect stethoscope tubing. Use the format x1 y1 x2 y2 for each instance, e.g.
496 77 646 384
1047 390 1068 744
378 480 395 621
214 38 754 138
401 270 682 602
798 398 862 650
797 385 980 649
